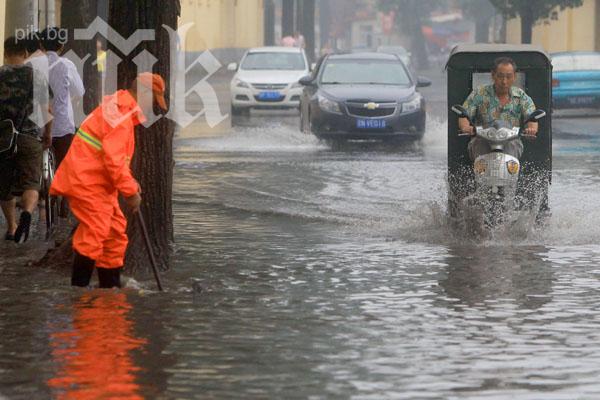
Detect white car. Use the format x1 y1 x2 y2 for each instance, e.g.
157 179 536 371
228 47 309 115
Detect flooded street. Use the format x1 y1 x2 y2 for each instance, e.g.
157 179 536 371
5 92 600 398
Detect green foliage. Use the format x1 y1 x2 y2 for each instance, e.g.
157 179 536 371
489 0 584 23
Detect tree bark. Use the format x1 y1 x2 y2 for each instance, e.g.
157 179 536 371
301 0 315 62
282 0 295 37
406 0 429 69
108 0 178 273
475 19 490 43
264 0 276 46
520 3 534 44
319 0 332 53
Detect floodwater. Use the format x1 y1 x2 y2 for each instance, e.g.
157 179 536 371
3 109 600 399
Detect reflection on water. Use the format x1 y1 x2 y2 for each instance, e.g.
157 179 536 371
47 292 146 400
440 245 554 309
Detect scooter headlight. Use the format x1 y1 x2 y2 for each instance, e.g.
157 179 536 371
474 159 487 175
506 160 519 175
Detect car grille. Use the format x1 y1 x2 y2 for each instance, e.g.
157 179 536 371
345 102 397 118
252 83 288 90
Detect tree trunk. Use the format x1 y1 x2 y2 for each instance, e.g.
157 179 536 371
520 4 534 44
407 0 429 69
301 0 315 62
108 0 178 273
475 19 490 43
61 0 99 114
319 0 331 53
264 0 275 46
282 0 295 37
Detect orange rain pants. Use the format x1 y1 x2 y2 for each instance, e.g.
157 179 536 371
51 90 145 268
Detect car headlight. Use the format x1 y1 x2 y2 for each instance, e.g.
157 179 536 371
318 94 342 114
291 82 303 89
402 95 421 113
234 79 249 88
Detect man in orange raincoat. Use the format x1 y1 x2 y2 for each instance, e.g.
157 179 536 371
51 72 168 288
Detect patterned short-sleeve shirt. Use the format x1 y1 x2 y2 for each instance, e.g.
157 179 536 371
462 84 536 129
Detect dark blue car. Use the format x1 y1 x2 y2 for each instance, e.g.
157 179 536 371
551 52 600 109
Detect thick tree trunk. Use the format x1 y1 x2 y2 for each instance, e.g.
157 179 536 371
108 0 178 273
264 0 276 46
520 4 534 44
319 0 331 53
405 0 429 69
301 0 315 62
282 0 295 37
475 19 490 43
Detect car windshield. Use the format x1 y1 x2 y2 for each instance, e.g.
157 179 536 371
552 54 600 71
241 52 306 70
320 60 411 85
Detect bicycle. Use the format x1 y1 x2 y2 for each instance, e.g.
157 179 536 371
40 148 59 240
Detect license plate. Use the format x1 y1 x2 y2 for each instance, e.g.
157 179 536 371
568 96 594 105
356 119 386 129
258 91 282 100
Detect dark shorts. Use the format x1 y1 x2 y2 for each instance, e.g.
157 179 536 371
0 134 43 201
52 134 74 168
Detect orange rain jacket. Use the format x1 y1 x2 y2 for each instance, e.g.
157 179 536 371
51 90 145 268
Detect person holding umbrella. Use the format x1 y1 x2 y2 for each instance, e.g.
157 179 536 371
50 72 168 289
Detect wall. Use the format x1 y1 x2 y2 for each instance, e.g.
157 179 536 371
0 0 5 62
506 0 597 52
179 0 264 64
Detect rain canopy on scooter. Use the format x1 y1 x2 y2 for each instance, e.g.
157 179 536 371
446 44 552 217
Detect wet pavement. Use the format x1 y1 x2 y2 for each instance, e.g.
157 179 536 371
4 70 600 399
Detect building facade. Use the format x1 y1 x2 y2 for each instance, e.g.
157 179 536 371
506 0 600 52
179 0 264 64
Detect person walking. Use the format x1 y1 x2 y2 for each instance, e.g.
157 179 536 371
0 37 52 243
50 73 168 289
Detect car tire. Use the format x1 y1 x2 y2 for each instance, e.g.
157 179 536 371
231 105 247 116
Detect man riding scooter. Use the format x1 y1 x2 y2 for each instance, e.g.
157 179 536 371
458 57 538 159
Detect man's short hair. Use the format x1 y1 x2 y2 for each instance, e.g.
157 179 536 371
493 57 517 73
4 36 28 57
24 32 41 54
40 27 68 52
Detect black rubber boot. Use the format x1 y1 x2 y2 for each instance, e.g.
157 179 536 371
14 211 31 243
71 252 96 287
97 267 122 289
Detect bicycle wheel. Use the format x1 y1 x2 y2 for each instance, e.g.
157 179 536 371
42 149 59 240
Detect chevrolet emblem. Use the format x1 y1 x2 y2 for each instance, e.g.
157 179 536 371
364 102 379 110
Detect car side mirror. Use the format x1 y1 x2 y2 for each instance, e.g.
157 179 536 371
299 75 315 86
416 76 431 88
227 62 238 72
526 109 546 122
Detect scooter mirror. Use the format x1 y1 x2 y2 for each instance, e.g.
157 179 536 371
527 109 546 121
451 105 468 117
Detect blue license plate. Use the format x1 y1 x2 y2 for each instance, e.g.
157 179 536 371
258 91 282 100
356 119 386 129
